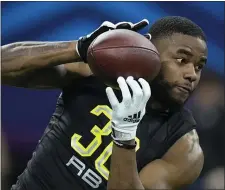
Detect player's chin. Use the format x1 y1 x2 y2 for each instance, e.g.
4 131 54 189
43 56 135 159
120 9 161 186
170 88 190 105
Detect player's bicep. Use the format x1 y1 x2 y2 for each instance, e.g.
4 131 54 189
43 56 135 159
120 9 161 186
139 129 204 189
139 158 203 189
139 159 175 189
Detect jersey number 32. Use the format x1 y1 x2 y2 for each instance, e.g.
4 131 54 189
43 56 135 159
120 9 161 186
70 105 140 180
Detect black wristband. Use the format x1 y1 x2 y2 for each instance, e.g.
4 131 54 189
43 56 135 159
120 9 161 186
113 140 136 150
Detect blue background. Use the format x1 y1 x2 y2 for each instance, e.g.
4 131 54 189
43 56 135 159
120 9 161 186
2 2 224 74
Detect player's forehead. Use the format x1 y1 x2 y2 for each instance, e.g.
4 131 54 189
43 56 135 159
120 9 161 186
167 33 208 56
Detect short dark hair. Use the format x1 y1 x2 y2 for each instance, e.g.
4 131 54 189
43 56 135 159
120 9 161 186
149 16 206 42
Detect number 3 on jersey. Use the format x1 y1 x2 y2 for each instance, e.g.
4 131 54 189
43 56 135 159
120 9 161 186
70 105 140 180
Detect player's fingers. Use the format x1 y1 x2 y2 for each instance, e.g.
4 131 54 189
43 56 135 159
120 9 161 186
138 78 151 106
100 21 116 29
144 33 152 40
116 22 133 29
117 77 131 106
91 21 116 38
132 19 149 31
106 87 119 109
126 76 143 110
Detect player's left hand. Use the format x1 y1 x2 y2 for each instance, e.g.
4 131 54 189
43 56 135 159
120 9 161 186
77 19 149 62
106 76 151 141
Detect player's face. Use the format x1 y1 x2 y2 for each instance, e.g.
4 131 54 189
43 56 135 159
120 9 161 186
152 33 208 106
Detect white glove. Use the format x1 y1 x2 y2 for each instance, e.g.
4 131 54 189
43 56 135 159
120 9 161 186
106 76 151 141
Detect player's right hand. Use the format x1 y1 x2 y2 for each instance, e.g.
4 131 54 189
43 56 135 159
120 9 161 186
76 19 149 62
106 76 151 141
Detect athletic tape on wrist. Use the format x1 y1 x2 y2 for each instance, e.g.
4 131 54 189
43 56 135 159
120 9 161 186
111 127 136 141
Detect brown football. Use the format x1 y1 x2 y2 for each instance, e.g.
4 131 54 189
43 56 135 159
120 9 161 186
87 29 161 88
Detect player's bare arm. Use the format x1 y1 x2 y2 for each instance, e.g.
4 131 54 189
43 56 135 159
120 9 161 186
1 41 85 88
139 129 204 189
107 141 144 189
108 124 203 190
2 19 149 89
106 76 150 190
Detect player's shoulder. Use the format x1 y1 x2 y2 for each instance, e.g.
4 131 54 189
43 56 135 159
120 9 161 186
175 128 203 169
164 107 197 149
163 127 203 186
181 128 199 143
173 108 201 157
165 111 202 164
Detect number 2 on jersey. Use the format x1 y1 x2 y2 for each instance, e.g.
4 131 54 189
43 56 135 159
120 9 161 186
70 105 140 180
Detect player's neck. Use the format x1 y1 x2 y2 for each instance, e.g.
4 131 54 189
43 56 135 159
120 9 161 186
148 97 169 112
148 97 182 114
